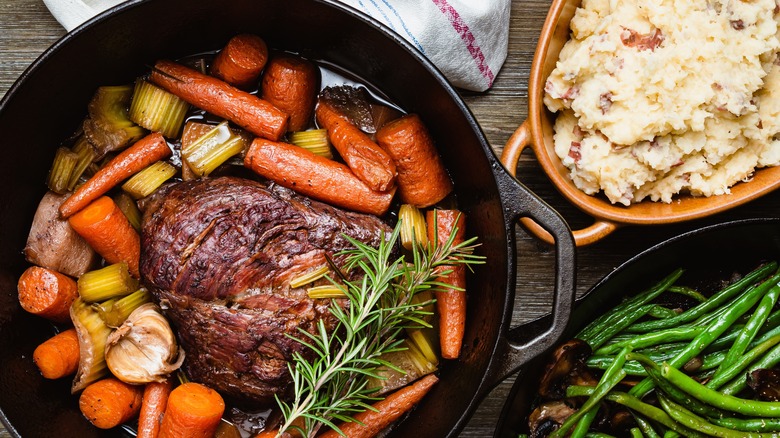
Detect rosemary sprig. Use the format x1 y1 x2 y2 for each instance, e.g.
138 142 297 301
275 221 483 437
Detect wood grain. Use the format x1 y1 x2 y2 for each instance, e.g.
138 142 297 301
2 0 779 437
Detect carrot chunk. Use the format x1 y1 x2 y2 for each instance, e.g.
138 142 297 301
211 34 268 89
158 382 225 438
59 132 171 219
17 266 78 323
68 197 141 278
79 377 143 429
318 374 439 438
33 328 80 379
426 209 467 359
137 379 174 438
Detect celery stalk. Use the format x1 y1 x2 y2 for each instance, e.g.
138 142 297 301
122 161 176 199
182 121 248 176
94 288 152 327
47 147 79 194
78 263 139 303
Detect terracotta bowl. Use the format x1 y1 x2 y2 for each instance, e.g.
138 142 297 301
501 0 780 246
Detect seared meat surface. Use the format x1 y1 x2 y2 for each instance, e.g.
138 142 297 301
140 177 390 403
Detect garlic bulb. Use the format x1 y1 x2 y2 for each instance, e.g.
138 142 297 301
105 303 184 384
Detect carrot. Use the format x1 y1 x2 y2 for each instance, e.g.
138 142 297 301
33 328 80 379
150 60 288 141
244 138 395 216
426 209 467 359
68 196 141 278
318 374 439 438
261 54 318 132
158 382 225 438
210 34 268 89
17 266 78 323
79 377 143 429
316 101 396 192
137 379 174 438
376 114 453 208
59 132 171 218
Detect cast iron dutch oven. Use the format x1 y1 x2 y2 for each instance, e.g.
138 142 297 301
494 217 780 437
0 0 577 436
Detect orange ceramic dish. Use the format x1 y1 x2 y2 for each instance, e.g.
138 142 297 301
501 0 780 246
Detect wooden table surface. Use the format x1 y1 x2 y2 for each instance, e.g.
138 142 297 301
2 1 779 437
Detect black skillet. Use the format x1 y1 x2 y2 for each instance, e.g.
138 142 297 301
494 217 780 437
0 0 576 436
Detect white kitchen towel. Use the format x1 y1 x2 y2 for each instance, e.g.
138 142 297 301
43 0 510 91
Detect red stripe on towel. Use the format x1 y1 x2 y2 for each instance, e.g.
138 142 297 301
431 0 495 86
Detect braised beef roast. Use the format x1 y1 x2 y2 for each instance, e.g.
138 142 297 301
140 176 391 403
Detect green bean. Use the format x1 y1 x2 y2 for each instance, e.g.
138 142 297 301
661 362 780 416
707 334 780 391
648 305 680 319
551 347 631 437
630 273 780 399
632 414 662 438
577 269 684 345
629 428 643 438
588 349 724 376
667 285 707 302
571 408 599 438
628 352 724 419
657 394 775 438
587 305 656 350
584 433 616 438
711 417 780 432
604 391 706 438
595 326 705 356
714 284 780 380
661 432 679 438
627 263 777 334
721 340 780 396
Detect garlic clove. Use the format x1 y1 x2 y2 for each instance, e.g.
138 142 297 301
105 303 184 384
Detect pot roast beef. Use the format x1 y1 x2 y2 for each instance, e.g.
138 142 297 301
140 176 391 403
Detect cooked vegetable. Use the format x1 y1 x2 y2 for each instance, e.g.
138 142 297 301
306 285 347 299
59 132 172 218
33 328 80 379
316 100 397 192
113 192 142 232
398 204 427 251
181 121 248 177
70 298 112 393
79 377 143 429
407 329 438 365
69 137 98 190
290 264 329 289
262 54 318 132
289 129 333 159
77 262 139 303
149 60 288 141
427 209 467 359
17 266 78 323
376 113 453 208
157 382 225 438
318 374 439 438
69 197 141 277
210 34 268 89
137 379 173 438
47 147 79 194
105 303 184 384
244 138 395 216
128 79 189 139
93 287 152 328
83 85 146 158
121 160 176 199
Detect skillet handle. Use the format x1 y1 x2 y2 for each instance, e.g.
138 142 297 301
485 153 577 385
501 120 618 246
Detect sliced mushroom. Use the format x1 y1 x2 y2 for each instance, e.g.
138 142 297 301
538 339 596 400
748 368 780 401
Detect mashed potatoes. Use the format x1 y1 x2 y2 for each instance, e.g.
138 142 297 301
544 0 780 205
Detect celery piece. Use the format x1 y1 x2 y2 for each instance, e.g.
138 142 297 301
78 263 139 303
307 285 347 299
71 298 111 393
94 288 152 328
182 121 248 176
407 329 439 365
398 204 428 251
113 192 142 232
47 147 79 194
84 85 147 157
67 137 97 191
290 265 329 289
129 79 189 139
289 129 333 159
404 339 438 374
122 161 176 200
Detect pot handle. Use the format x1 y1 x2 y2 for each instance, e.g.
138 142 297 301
500 120 617 246
485 149 577 385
